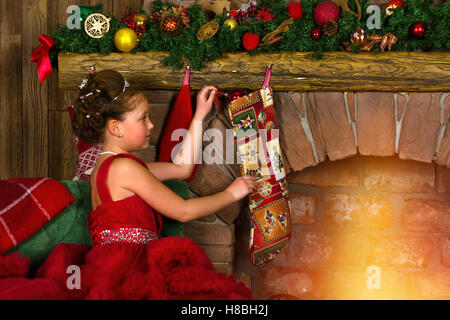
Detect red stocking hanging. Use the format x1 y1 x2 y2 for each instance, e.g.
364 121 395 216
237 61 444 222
157 67 199 182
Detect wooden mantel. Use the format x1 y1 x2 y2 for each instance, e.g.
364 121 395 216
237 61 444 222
58 51 450 92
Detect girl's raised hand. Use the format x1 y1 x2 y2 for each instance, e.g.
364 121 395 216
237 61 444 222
225 175 258 202
195 86 217 119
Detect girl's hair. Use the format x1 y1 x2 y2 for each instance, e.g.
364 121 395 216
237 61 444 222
71 70 146 144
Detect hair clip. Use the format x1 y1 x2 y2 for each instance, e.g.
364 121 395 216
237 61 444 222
111 79 130 102
79 78 89 90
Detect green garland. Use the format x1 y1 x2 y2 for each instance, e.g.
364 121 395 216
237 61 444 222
48 0 449 70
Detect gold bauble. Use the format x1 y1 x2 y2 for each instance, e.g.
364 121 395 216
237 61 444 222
133 13 148 27
223 19 238 32
114 28 138 53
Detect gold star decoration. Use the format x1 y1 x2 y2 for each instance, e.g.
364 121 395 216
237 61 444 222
331 0 362 21
84 13 111 39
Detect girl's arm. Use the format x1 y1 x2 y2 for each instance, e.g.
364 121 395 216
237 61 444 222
119 157 256 223
145 86 217 181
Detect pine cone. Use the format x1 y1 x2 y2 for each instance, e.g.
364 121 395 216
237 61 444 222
323 20 338 36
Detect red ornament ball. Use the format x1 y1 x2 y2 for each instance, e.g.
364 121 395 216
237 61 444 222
310 28 322 40
242 32 260 51
287 2 303 20
228 89 246 103
409 21 427 39
313 1 341 27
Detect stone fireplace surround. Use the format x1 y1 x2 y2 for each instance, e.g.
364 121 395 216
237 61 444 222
183 90 450 300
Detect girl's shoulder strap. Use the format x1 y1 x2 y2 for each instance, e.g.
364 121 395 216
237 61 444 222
95 153 148 204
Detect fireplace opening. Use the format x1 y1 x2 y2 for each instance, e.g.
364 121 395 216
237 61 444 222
234 154 450 300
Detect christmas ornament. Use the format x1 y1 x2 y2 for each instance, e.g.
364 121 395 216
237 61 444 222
200 0 231 16
344 28 398 52
228 89 246 103
287 2 303 20
133 13 148 27
114 28 138 52
311 28 322 40
155 5 189 35
385 0 405 15
409 21 427 39
160 14 182 36
223 18 238 32
242 32 260 50
331 0 362 21
255 6 275 22
172 6 190 28
379 33 398 52
351 27 366 46
84 13 111 39
197 20 220 40
121 9 146 39
323 19 338 36
261 18 294 46
228 9 240 19
313 1 341 27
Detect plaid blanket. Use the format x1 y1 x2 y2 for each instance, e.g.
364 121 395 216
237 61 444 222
0 178 74 254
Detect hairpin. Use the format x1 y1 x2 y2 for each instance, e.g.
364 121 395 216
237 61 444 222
79 78 89 90
111 80 130 102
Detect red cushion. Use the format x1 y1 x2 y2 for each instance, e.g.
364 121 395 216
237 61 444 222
0 178 75 254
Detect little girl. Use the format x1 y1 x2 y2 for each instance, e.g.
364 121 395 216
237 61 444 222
0 70 256 300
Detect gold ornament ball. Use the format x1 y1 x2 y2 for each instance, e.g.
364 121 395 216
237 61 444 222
133 13 148 27
114 28 138 53
223 19 238 32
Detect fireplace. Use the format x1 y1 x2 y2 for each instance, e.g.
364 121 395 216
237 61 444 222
57 52 450 299
230 91 450 300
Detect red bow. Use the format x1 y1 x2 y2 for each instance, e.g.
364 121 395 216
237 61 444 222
30 35 55 83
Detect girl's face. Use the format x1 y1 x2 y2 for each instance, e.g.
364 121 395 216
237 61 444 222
119 98 154 151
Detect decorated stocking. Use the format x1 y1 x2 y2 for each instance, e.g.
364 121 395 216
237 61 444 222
227 67 292 265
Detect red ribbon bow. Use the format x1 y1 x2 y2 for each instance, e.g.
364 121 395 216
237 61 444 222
30 35 55 83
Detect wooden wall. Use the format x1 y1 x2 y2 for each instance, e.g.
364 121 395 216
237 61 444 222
0 0 144 180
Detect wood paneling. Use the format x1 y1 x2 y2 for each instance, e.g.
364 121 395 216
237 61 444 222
22 0 48 177
49 111 77 179
47 0 89 180
0 0 23 179
1 0 144 180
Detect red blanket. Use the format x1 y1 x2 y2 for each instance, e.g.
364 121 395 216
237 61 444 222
0 178 74 254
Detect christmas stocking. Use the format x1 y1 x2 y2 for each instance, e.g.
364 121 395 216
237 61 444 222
228 67 292 265
157 67 199 182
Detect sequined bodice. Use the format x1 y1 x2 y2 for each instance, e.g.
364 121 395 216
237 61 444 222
88 154 163 247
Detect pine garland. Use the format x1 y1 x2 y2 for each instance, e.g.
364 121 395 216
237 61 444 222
48 0 449 70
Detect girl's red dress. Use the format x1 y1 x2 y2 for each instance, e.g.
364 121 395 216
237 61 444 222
0 153 252 300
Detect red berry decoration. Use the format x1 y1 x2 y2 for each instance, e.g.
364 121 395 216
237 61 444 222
242 32 261 51
228 89 246 103
287 2 303 20
313 0 341 27
311 28 322 40
385 0 405 15
409 21 427 39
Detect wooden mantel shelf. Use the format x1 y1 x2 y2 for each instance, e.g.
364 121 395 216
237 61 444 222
58 51 450 92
